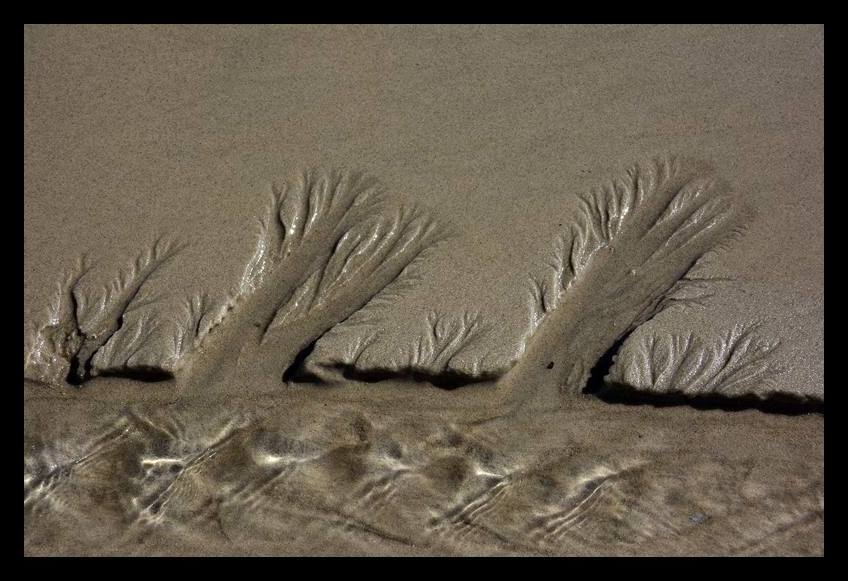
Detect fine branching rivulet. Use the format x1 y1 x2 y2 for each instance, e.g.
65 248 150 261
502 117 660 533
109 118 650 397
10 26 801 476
604 321 781 398
497 156 751 410
25 159 789 414
303 310 492 385
24 238 183 385
24 170 446 394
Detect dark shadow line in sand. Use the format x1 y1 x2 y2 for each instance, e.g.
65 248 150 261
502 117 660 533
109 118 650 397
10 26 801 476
584 335 823 416
94 368 175 383
66 357 87 386
288 359 497 391
336 365 498 390
282 337 320 383
583 332 630 396
589 384 823 416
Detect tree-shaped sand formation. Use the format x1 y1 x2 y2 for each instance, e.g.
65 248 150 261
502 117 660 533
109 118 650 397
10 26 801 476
24 170 446 391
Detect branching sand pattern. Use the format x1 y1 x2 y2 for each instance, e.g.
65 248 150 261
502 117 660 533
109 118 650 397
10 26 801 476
174 170 390 386
303 310 492 384
500 156 750 409
23 159 795 407
24 170 445 391
24 159 815 556
24 238 182 385
264 205 440 335
298 156 779 404
605 322 781 397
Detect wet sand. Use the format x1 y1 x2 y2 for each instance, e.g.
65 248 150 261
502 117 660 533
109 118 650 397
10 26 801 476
24 25 823 556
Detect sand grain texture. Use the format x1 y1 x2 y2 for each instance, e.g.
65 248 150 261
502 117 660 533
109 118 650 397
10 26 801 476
24 24 823 556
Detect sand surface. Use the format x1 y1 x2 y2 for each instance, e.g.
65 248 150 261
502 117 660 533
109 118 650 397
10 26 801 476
24 24 823 556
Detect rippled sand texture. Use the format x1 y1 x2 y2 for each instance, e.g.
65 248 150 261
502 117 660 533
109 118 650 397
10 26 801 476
24 393 823 556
